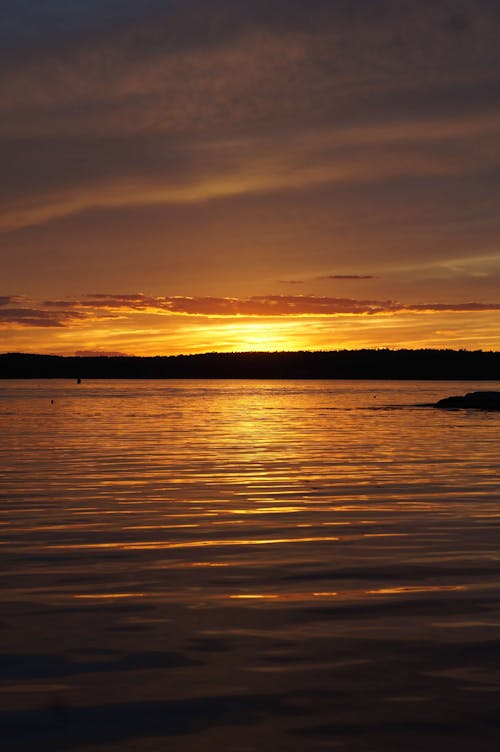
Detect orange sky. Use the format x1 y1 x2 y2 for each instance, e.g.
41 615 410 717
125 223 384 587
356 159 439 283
1 1 500 355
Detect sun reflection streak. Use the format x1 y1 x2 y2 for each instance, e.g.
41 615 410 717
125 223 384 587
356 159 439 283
228 594 281 600
73 593 147 599
124 524 200 530
367 585 467 595
222 585 469 603
46 535 342 551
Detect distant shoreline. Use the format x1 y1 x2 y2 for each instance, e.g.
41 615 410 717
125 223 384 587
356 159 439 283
1 350 500 380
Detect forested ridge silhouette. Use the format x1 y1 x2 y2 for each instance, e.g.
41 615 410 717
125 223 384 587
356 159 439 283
1 350 500 379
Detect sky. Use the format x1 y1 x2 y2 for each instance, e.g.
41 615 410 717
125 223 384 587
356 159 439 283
1 0 500 355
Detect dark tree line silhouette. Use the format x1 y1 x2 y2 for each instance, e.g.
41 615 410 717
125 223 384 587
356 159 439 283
1 349 500 380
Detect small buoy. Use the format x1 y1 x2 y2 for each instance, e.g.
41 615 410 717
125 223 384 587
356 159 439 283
77 378 81 384
51 399 54 404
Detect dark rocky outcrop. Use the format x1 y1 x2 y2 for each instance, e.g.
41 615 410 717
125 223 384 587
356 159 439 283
434 391 500 410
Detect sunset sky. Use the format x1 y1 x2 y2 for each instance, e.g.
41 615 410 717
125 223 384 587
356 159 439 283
1 0 500 355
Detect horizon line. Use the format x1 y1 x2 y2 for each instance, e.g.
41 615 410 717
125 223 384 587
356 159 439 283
2 347 500 358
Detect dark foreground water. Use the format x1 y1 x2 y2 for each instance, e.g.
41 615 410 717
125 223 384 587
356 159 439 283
1 379 500 751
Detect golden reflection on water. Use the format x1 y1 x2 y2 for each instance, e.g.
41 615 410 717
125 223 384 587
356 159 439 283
225 585 470 602
47 534 342 551
125 524 200 530
73 593 147 600
1 379 500 617
367 585 467 595
228 594 281 600
3 375 500 752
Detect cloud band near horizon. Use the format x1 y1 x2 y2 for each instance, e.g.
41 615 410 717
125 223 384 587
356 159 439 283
2 293 500 329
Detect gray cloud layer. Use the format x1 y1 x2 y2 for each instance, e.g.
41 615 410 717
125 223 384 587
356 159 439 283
1 1 499 307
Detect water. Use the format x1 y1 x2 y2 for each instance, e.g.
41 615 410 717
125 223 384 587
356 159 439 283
1 379 500 751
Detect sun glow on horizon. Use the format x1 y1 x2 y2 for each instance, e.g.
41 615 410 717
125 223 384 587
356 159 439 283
3 305 500 356
205 320 309 352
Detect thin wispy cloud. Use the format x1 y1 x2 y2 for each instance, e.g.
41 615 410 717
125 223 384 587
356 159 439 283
2 114 500 232
318 275 378 280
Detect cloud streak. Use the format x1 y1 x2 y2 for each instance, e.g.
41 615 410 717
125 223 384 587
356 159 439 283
0 307 86 328
318 275 378 280
1 1 499 233
2 112 500 232
2 293 500 329
0 295 24 306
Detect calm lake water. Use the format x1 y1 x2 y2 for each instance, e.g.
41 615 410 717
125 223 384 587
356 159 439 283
1 379 500 751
